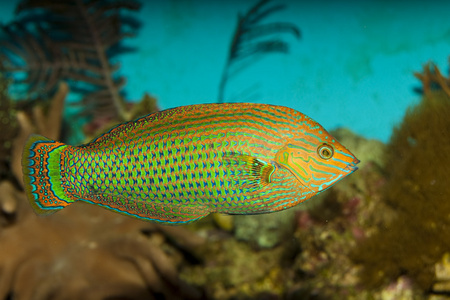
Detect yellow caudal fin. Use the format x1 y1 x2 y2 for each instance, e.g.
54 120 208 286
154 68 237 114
22 134 75 215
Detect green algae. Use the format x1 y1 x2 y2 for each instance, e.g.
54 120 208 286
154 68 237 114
351 88 450 290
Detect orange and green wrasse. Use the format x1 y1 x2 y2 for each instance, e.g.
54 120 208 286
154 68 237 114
22 103 359 225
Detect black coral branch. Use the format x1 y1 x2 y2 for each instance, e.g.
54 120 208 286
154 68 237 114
218 0 300 103
0 0 141 121
0 23 60 100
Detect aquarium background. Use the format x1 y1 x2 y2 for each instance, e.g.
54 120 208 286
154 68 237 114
2 0 450 142
1 1 450 300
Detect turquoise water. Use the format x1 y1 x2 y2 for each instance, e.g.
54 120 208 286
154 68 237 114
1 0 450 142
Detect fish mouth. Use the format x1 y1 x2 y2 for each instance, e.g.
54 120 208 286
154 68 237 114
344 158 360 172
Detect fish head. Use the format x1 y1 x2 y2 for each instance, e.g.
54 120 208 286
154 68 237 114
274 125 359 194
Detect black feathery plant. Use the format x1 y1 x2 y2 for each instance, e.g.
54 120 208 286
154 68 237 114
218 0 300 103
0 0 141 122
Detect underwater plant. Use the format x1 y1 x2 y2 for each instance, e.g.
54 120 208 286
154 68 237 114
218 0 300 103
351 62 450 291
0 0 141 122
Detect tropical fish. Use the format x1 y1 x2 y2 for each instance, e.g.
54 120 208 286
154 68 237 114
22 103 359 224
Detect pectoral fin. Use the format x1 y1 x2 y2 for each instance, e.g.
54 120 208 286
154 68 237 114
223 153 275 189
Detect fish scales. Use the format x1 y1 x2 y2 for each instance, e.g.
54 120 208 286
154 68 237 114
22 103 359 224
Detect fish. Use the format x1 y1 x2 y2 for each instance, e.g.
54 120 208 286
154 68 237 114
22 103 359 225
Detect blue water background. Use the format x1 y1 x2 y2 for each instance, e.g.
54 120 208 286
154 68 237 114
1 0 449 142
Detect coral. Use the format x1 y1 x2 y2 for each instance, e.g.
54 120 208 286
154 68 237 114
414 62 450 96
0 181 20 226
432 253 450 295
233 209 296 249
181 237 288 299
218 0 300 103
0 75 18 180
0 0 141 122
212 213 234 232
351 63 450 290
0 193 203 300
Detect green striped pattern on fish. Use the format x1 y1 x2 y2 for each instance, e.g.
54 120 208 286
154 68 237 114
22 103 359 224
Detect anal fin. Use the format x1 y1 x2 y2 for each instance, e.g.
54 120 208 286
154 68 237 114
81 191 210 225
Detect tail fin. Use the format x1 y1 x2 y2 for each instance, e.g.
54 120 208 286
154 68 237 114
22 134 75 215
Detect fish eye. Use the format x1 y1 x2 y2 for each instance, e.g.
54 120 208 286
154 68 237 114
317 144 334 160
